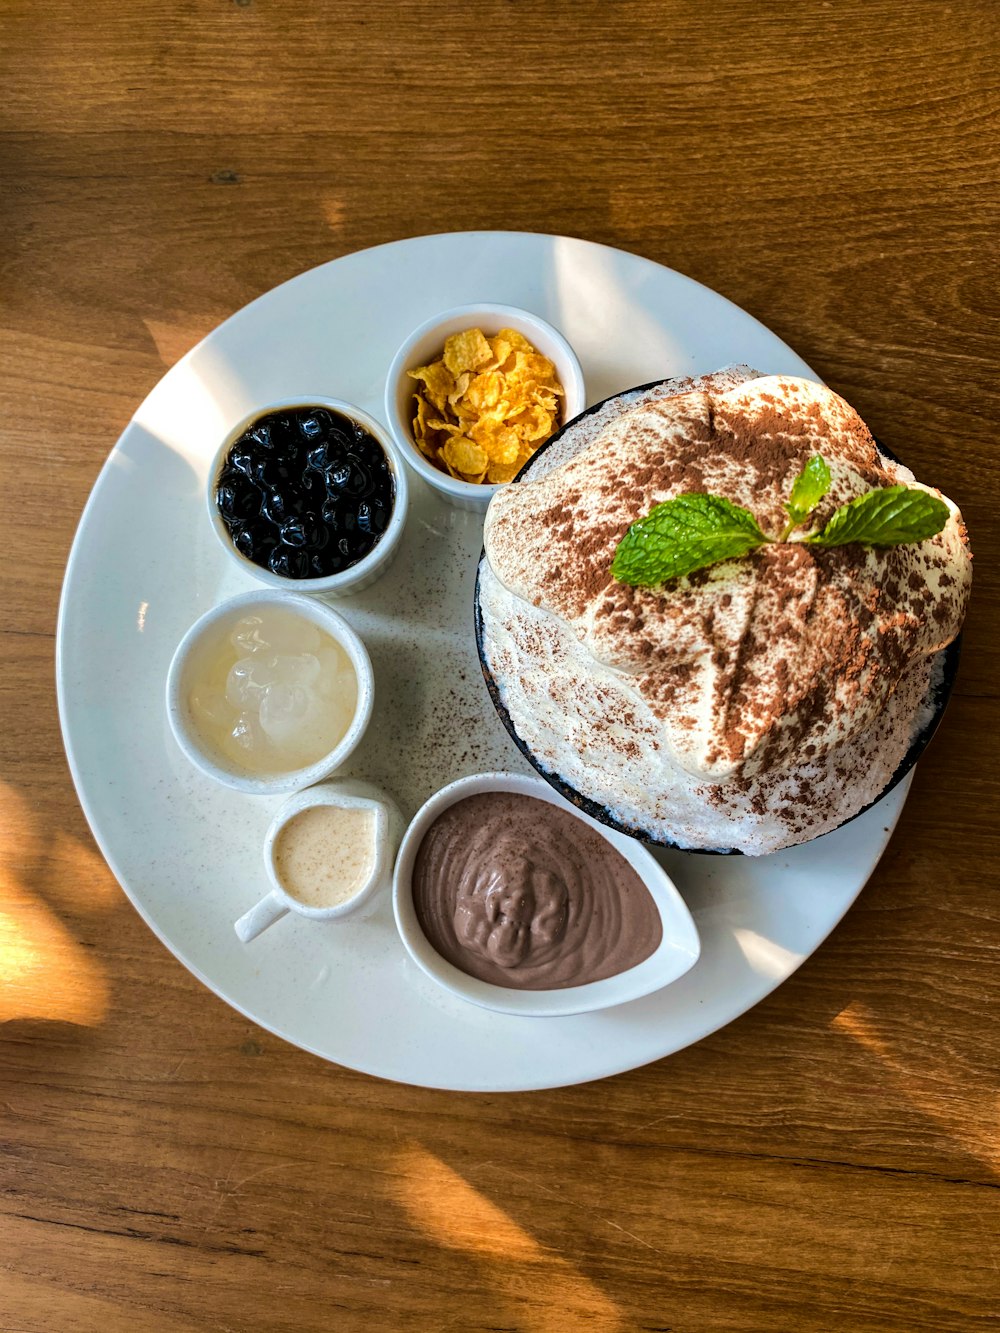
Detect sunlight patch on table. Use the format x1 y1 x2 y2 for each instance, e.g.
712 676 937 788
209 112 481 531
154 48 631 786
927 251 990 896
321 196 347 229
389 1142 625 1332
0 884 109 1026
833 1000 999 1174
0 783 111 1025
142 312 228 370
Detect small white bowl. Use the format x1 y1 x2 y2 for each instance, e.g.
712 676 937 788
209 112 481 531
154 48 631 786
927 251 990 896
234 778 405 942
384 303 586 512
206 396 409 598
165 590 374 795
393 772 701 1017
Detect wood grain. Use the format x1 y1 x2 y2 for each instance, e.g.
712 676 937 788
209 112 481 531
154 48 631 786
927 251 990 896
2 2 998 1329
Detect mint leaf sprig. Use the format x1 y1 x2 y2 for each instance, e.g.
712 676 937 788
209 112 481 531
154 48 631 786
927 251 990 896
807 484 949 548
781 453 831 539
610 494 767 585
611 456 950 589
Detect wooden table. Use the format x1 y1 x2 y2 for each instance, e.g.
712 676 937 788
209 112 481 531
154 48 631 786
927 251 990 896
3 3 997 1329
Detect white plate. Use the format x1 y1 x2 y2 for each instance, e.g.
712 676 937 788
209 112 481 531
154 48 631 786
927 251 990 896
57 232 909 1092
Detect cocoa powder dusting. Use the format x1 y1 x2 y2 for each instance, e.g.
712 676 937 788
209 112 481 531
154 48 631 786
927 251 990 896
483 372 972 808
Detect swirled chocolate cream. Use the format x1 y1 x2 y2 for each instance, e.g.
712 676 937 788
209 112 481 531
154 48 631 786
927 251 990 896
412 792 662 989
478 370 972 854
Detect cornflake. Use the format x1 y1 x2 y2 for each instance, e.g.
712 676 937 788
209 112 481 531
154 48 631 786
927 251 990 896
407 327 565 484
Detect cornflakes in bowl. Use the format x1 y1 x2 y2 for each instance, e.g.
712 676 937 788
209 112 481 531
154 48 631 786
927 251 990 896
384 303 586 511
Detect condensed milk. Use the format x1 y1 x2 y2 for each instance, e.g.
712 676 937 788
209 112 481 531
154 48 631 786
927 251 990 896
273 805 378 908
233 779 404 944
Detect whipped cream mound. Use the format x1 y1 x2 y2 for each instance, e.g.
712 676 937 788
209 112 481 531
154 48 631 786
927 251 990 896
478 370 972 854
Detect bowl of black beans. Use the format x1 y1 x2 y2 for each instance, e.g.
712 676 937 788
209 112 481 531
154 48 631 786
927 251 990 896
207 398 409 597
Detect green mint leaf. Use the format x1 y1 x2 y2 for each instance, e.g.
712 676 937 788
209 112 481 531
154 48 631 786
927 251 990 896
808 484 950 548
785 454 831 525
612 493 768 587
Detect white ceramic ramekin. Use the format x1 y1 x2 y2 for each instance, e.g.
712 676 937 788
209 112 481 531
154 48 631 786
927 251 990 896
206 396 409 598
165 589 374 795
392 771 701 1017
384 303 586 512
234 778 405 942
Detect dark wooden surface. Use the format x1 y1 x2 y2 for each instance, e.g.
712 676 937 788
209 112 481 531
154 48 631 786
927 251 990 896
2 3 998 1329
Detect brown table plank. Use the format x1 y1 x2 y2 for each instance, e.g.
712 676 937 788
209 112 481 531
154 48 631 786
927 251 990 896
2 2 997 1329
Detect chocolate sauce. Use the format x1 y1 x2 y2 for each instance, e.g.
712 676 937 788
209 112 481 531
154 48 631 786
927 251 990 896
411 792 662 990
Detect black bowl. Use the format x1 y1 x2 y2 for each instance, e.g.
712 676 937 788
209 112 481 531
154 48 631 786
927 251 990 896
474 378 962 855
